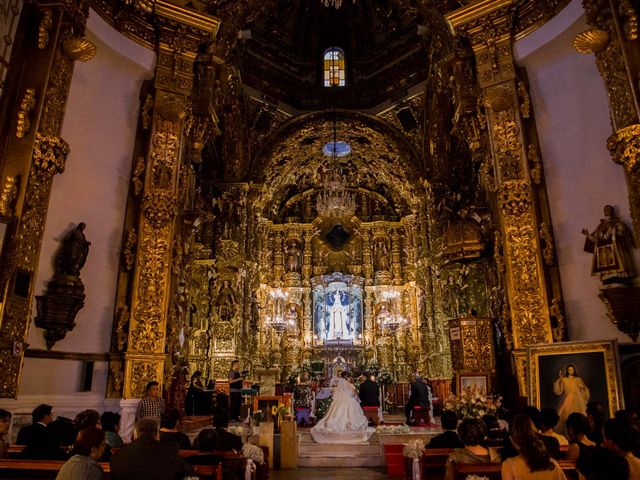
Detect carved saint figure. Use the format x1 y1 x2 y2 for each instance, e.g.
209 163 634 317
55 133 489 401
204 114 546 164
374 239 389 272
442 274 468 319
328 291 351 339
54 223 90 277
582 205 636 284
553 364 590 432
285 240 302 273
215 279 236 322
250 291 261 331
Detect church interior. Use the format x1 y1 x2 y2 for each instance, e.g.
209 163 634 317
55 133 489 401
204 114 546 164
1 0 640 476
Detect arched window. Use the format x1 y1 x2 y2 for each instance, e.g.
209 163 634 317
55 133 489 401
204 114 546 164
323 47 345 87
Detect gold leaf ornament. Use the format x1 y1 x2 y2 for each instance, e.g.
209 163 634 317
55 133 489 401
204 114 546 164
63 37 97 62
482 87 512 112
573 29 609 54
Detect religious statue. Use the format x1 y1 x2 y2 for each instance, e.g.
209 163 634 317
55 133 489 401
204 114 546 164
442 274 468 318
327 291 351 339
285 240 302 273
284 303 300 330
250 291 261 331
54 223 91 277
374 238 389 272
215 279 237 321
582 205 636 284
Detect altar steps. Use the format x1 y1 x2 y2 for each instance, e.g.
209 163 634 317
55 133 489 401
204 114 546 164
297 432 384 467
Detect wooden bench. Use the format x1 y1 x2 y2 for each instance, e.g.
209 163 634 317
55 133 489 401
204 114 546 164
419 448 454 479
453 460 578 480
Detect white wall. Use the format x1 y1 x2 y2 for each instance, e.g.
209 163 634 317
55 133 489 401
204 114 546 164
516 0 640 343
13 11 154 402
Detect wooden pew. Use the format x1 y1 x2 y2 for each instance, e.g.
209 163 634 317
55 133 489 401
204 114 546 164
0 458 223 480
419 448 453 480
453 460 578 480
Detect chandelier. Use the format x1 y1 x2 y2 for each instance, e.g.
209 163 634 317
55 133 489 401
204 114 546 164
264 288 295 333
321 0 356 8
377 290 409 333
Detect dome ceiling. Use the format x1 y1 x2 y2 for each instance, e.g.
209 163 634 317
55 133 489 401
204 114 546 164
235 0 434 109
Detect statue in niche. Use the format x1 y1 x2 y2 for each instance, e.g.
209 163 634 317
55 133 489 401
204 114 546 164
442 274 468 319
284 303 300 330
582 205 636 284
154 164 172 189
285 240 302 273
373 238 390 272
54 223 91 277
215 279 237 321
250 291 261 331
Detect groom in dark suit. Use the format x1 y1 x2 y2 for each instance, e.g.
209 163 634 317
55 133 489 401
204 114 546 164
358 373 380 408
405 373 430 425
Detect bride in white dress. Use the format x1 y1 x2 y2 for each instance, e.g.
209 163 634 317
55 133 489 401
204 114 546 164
310 372 375 444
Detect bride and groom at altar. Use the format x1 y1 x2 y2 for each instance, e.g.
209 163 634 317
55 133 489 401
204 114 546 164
310 371 379 444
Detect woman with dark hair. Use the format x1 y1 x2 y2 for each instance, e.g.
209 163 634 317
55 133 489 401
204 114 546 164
55 427 105 480
566 412 596 462
445 418 500 480
100 412 123 449
554 364 590 433
186 371 205 416
502 414 567 480
0 409 11 459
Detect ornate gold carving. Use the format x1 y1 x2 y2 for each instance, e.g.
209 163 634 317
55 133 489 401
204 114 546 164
32 133 69 175
0 176 19 218
573 29 609 54
619 0 639 41
493 230 505 273
517 81 530 119
496 179 532 217
131 156 145 196
130 360 161 398
550 298 567 342
62 37 97 62
38 10 53 49
482 87 512 112
130 235 170 352
123 227 137 270
116 305 129 351
0 350 20 398
142 191 178 229
527 143 543 185
538 222 555 266
16 88 36 138
492 108 523 180
110 364 123 395
141 94 153 130
607 124 640 174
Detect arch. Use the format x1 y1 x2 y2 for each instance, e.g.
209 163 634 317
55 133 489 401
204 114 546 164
249 111 424 217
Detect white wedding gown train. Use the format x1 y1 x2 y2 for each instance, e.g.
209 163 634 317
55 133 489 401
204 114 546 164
310 378 375 444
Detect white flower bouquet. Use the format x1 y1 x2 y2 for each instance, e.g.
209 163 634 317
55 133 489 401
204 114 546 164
241 443 265 464
403 439 426 459
443 392 502 419
376 424 411 434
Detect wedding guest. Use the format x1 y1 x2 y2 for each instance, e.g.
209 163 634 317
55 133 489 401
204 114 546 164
211 412 242 451
0 409 11 459
55 428 106 480
20 404 64 459
566 412 596 462
101 412 124 449
540 408 569 446
586 401 606 445
427 410 463 449
445 418 500 480
603 417 640 479
135 381 165 424
502 414 567 480
74 409 101 431
482 414 506 444
159 408 191 450
523 406 561 459
110 419 193 480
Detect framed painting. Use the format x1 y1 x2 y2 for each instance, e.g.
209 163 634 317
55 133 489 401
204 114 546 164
528 340 623 431
457 373 490 397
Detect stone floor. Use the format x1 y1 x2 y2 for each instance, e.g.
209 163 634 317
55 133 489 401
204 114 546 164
271 467 390 479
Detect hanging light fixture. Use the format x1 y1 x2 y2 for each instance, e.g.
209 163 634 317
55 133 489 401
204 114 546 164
377 290 409 333
316 48 356 219
264 288 296 333
321 0 356 8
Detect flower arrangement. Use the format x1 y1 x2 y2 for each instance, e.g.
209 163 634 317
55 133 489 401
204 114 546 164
377 369 394 386
227 425 246 436
242 443 265 464
403 439 426 459
443 392 503 419
376 424 411 434
253 409 264 425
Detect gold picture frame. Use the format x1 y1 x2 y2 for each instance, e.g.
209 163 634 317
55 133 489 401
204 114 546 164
527 340 623 419
457 373 490 397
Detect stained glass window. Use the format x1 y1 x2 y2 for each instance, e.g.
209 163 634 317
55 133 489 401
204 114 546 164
323 48 345 87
